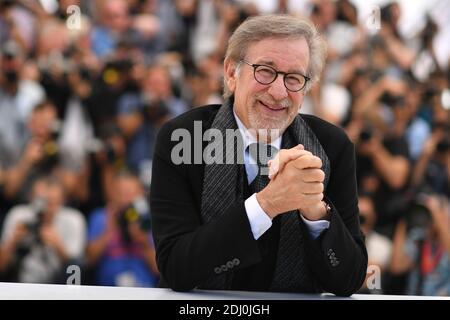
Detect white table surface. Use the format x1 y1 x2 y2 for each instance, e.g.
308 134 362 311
0 282 448 300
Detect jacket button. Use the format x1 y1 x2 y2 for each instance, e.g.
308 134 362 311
220 265 228 272
329 255 339 267
232 258 240 266
226 261 234 269
214 267 221 274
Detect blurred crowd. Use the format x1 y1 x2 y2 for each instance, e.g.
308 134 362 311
0 0 448 295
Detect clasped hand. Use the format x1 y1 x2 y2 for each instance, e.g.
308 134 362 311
256 144 328 220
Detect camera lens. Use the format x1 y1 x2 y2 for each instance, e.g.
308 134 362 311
436 138 450 153
404 202 432 232
359 215 366 225
359 128 372 142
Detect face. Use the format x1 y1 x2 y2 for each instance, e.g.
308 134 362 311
115 176 143 209
144 66 171 98
28 105 57 139
32 181 64 221
225 37 310 140
103 0 129 32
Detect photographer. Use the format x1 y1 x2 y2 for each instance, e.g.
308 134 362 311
378 2 416 70
0 40 45 168
86 170 158 287
90 0 138 59
2 100 60 202
412 124 450 197
2 98 92 208
92 122 128 208
0 176 86 283
116 63 186 179
355 121 410 233
412 15 441 82
390 194 450 295
350 75 412 236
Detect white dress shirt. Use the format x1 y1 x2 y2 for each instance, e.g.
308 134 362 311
233 111 330 240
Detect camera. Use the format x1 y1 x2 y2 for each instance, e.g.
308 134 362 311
93 123 125 165
380 3 396 25
421 15 438 47
13 197 48 264
402 193 433 235
0 0 14 8
1 41 21 85
42 140 59 164
102 58 133 86
380 92 405 108
423 87 439 103
39 121 61 171
369 69 384 83
436 137 450 154
118 197 152 245
25 197 46 238
16 197 47 258
141 93 170 123
359 127 373 143
103 141 119 164
359 214 367 226
3 69 18 85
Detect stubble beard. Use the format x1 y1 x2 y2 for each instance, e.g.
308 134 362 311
247 96 297 143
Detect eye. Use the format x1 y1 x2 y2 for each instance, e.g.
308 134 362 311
285 74 302 86
255 66 276 80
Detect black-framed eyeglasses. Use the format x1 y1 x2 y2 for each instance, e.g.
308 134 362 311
240 59 310 92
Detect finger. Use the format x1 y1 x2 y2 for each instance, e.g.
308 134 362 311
301 168 325 183
268 146 310 179
299 192 324 207
300 182 324 194
268 144 304 170
292 155 322 170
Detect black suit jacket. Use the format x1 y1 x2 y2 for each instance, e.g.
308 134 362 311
150 104 368 296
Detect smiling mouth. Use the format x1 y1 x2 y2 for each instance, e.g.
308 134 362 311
259 100 286 112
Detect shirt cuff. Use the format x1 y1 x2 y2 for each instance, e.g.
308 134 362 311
244 193 273 240
300 214 330 239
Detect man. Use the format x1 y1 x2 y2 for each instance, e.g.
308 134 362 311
2 100 60 201
0 40 45 168
390 195 450 296
0 176 86 283
86 170 159 287
150 15 367 296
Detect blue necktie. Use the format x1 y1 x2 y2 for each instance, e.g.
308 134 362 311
247 143 278 193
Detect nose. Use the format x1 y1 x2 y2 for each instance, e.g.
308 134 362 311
267 74 288 101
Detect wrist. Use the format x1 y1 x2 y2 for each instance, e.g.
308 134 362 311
256 190 278 219
301 201 330 221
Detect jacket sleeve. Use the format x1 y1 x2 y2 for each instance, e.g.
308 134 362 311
150 122 261 291
301 137 368 297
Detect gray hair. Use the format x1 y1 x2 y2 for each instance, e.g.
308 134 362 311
223 14 327 99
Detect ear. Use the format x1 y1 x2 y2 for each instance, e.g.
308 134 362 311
224 58 237 93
